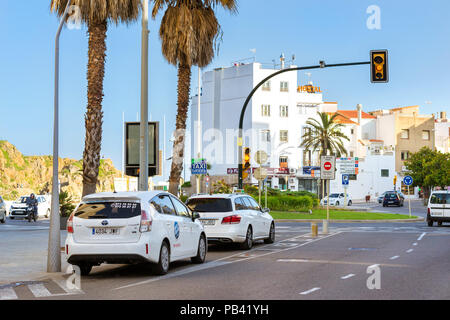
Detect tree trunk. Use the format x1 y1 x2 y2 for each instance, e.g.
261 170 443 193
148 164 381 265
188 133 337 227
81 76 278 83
82 21 107 197
169 64 192 196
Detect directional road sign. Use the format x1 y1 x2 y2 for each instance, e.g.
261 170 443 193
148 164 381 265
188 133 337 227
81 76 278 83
403 176 413 186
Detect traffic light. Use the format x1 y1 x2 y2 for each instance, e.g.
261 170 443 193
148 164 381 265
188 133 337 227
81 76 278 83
371 50 389 83
243 147 251 180
393 175 397 186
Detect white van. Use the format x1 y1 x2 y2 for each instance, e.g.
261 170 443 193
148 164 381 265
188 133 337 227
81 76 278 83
427 190 450 227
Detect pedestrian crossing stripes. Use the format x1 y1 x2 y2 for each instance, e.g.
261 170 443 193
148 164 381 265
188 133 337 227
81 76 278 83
0 279 84 300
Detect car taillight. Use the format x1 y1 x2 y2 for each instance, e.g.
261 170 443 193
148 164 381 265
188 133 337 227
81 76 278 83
428 208 431 215
67 212 75 233
222 215 241 224
140 210 152 233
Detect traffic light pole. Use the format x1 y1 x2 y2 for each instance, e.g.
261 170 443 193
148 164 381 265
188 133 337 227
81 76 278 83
237 60 371 189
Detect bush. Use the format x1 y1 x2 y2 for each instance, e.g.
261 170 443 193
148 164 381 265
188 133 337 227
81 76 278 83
180 195 188 203
59 191 75 217
266 195 313 212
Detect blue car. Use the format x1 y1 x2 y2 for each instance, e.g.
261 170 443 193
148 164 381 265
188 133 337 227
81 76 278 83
382 192 405 207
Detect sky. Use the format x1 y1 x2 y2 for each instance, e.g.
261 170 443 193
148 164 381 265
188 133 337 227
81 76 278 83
0 0 449 182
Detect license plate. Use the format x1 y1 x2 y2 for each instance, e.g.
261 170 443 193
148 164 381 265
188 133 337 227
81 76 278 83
92 228 120 235
388 201 394 204
200 219 216 226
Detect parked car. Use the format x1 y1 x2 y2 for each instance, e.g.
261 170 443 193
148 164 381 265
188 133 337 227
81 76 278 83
186 194 275 250
426 190 450 227
9 195 51 219
65 191 207 276
378 192 387 204
320 193 352 206
382 191 405 207
0 196 6 223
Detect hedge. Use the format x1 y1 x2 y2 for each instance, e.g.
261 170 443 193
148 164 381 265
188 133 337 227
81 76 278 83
265 195 314 212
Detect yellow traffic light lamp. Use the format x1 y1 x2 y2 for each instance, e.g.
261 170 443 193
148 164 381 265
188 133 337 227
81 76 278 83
371 50 389 83
243 148 251 180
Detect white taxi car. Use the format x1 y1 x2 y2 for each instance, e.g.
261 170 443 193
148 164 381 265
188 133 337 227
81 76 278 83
9 195 51 219
186 194 275 250
427 190 450 227
320 193 352 206
65 191 207 276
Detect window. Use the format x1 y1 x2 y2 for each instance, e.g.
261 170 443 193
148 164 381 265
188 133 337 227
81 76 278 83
351 129 354 135
171 196 192 218
74 201 141 219
280 105 288 117
262 81 271 91
280 81 289 92
381 169 389 177
400 129 409 139
261 105 271 117
303 150 312 166
151 195 176 215
246 197 261 211
261 130 271 142
234 198 247 211
430 193 448 204
280 156 288 168
422 130 430 141
280 130 288 143
186 198 232 213
401 151 410 161
350 151 354 157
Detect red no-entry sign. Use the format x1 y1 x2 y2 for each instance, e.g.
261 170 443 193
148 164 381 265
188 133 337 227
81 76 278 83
321 156 336 180
324 162 332 170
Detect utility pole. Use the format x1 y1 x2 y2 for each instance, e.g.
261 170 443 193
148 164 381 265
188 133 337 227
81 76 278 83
48 0 72 273
196 67 202 194
139 0 149 191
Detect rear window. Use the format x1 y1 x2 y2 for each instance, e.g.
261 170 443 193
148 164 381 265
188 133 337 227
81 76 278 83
186 198 232 213
385 193 398 199
430 194 448 204
74 201 141 219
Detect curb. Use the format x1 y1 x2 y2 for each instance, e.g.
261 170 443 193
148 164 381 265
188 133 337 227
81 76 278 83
275 218 425 223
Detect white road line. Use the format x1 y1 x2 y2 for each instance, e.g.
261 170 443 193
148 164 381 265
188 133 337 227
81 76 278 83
368 264 380 269
114 232 342 291
299 287 321 295
341 274 355 280
390 256 400 260
413 243 418 246
277 259 309 263
28 283 52 298
406 249 414 253
417 232 426 241
0 287 18 300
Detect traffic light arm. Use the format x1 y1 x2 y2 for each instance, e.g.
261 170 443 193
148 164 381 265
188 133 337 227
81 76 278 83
238 60 371 189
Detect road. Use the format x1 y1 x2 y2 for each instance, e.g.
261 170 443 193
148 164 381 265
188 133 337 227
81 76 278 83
1 212 449 300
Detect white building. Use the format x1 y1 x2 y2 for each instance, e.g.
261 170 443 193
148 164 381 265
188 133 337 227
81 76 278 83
190 61 396 200
435 111 449 154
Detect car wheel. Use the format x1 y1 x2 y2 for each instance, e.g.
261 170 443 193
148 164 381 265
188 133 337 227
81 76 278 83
9 216 14 220
154 241 170 275
191 234 207 264
335 201 340 206
76 263 92 276
438 221 443 227
264 223 275 244
240 226 253 250
427 218 434 227
0 217 5 224
348 200 352 206
45 209 50 218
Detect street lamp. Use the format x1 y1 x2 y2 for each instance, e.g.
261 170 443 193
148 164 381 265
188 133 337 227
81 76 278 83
48 0 72 273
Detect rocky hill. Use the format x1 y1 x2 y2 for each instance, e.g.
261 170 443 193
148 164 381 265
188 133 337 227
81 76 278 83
0 140 122 202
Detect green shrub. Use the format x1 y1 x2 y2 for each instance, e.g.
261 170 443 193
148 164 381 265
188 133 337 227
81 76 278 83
266 195 313 212
180 195 188 203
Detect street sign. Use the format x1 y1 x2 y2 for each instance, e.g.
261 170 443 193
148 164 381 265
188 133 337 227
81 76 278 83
403 176 413 186
255 151 268 165
320 156 336 180
342 174 349 186
254 168 268 181
338 157 359 175
191 158 207 175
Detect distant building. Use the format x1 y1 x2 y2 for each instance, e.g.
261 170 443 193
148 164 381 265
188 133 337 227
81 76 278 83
435 111 449 154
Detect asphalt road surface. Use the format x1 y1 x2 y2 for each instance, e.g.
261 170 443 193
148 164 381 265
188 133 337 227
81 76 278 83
1 215 449 300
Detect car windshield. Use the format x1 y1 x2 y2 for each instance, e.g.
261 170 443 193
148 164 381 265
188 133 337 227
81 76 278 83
186 198 232 213
74 201 141 219
17 197 30 203
329 194 340 198
386 193 398 199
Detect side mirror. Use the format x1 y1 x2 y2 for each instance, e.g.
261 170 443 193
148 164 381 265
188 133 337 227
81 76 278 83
262 208 271 214
192 212 201 221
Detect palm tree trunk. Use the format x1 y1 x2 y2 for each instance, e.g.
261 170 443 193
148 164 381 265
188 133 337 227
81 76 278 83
82 21 107 197
169 63 192 196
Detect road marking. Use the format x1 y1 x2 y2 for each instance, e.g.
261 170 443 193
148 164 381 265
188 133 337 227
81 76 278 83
341 274 355 280
413 242 418 246
368 264 380 269
0 287 18 300
114 232 342 291
277 259 309 263
276 259 405 268
390 256 400 260
417 233 426 241
299 287 321 295
54 279 84 295
28 283 52 297
406 249 414 253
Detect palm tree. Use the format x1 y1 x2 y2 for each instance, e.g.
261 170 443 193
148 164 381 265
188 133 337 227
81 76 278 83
50 0 141 196
152 0 237 195
300 112 350 198
300 112 350 157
